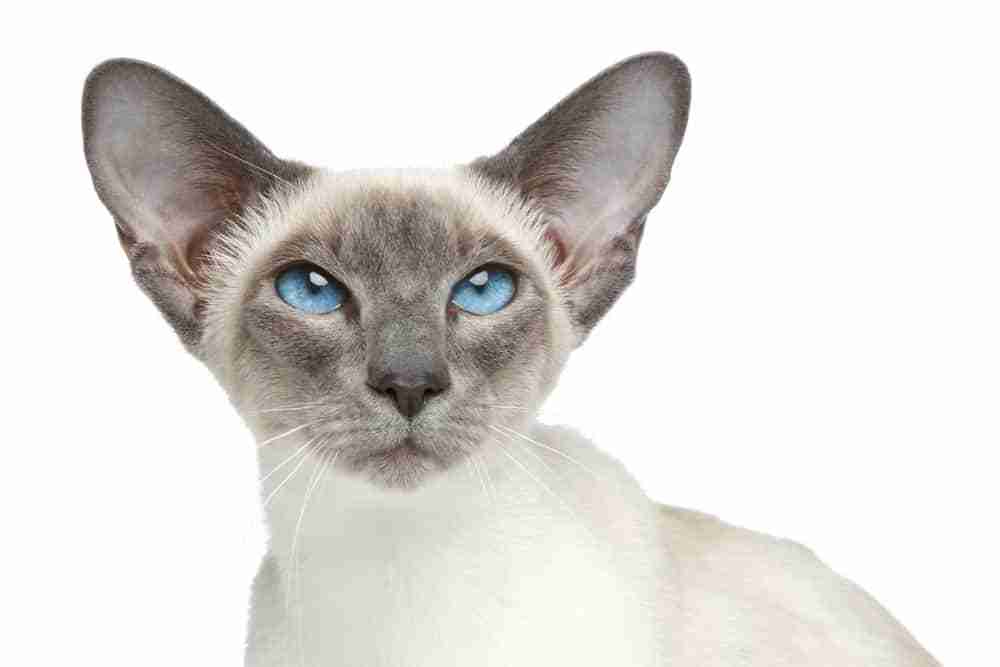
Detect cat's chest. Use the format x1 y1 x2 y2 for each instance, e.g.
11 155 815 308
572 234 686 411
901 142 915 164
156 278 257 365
258 502 669 667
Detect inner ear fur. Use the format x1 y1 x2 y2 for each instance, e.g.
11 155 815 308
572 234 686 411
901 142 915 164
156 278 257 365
471 52 691 338
82 58 309 346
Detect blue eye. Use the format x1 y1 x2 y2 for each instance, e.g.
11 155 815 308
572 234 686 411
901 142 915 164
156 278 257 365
451 266 515 315
275 264 346 314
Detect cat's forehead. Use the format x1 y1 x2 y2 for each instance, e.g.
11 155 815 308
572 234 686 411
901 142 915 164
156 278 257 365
210 168 553 303
314 180 495 281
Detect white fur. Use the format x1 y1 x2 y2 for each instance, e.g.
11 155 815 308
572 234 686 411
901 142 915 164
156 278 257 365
249 423 670 666
82 57 940 664
248 422 937 666
198 170 937 666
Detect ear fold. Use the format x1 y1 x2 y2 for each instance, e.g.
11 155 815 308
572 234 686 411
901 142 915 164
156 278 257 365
471 52 690 338
82 58 308 346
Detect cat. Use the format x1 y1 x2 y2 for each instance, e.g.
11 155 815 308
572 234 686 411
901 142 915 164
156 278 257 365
82 53 939 666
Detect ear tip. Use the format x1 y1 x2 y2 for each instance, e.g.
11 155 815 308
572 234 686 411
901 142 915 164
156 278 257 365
633 51 690 75
84 58 161 94
622 51 692 99
590 52 691 132
82 58 191 158
82 58 184 115
636 52 693 144
83 58 151 126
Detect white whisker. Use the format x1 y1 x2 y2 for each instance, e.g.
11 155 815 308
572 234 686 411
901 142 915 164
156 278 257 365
492 424 602 481
261 452 311 509
476 451 498 509
492 438 578 522
467 453 491 507
259 439 315 484
494 426 562 482
288 450 330 577
257 421 316 448
465 457 484 493
205 140 293 186
290 447 338 667
286 451 325 661
476 404 531 410
254 403 323 415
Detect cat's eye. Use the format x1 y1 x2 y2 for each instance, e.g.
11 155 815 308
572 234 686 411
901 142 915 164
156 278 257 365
450 266 515 315
275 264 347 314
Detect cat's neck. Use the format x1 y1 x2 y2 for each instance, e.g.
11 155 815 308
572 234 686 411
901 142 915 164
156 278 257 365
262 445 499 557
248 422 677 667
253 421 654 560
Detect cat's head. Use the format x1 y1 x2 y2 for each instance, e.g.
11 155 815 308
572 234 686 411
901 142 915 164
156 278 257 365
82 54 689 488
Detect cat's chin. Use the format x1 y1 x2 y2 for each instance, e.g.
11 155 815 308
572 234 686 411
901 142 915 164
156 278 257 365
343 437 451 490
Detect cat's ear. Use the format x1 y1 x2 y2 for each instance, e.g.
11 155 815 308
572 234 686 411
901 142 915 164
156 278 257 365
471 52 690 339
82 58 307 347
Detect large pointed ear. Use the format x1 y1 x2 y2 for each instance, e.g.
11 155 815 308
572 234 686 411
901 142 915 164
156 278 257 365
82 59 309 347
471 52 690 339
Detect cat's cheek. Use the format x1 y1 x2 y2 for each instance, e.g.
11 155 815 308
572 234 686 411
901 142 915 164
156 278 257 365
448 297 549 382
339 298 362 326
240 302 359 380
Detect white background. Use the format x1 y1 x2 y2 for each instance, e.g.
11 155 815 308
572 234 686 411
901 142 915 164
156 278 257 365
2 2 996 665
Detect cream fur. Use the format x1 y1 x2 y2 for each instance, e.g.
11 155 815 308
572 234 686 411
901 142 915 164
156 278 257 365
248 423 673 666
82 56 940 666
192 170 940 666
248 420 937 666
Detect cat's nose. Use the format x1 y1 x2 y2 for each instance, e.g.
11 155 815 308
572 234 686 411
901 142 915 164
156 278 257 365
367 368 451 419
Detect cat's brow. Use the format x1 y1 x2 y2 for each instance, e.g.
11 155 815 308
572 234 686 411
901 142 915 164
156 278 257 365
258 219 531 289
265 233 345 275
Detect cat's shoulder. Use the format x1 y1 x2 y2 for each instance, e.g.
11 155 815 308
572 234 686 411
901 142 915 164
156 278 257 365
658 505 939 666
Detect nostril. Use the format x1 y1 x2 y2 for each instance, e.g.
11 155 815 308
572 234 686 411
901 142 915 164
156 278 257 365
366 363 450 419
383 386 399 408
428 370 451 396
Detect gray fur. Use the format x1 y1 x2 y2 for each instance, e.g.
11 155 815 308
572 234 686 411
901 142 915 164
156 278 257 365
80 55 942 667
81 54 689 487
82 58 310 346
473 52 690 335
233 182 553 488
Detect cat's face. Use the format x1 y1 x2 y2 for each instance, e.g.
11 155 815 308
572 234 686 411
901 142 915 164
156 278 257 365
82 54 689 488
206 171 571 487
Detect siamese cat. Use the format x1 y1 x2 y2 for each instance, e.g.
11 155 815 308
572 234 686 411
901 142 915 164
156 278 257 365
82 53 939 666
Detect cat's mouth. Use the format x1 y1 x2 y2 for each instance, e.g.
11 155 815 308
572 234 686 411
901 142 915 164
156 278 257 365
375 437 435 463
340 435 450 489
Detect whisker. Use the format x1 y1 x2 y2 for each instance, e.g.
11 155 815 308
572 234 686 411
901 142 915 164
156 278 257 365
292 447 338 667
465 457 484 492
288 449 330 570
205 140 293 187
472 404 532 411
490 425 562 483
286 449 326 662
253 403 324 415
259 439 315 484
476 451 498 510
467 453 491 507
261 451 312 509
257 421 316 448
492 424 602 481
492 438 579 521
